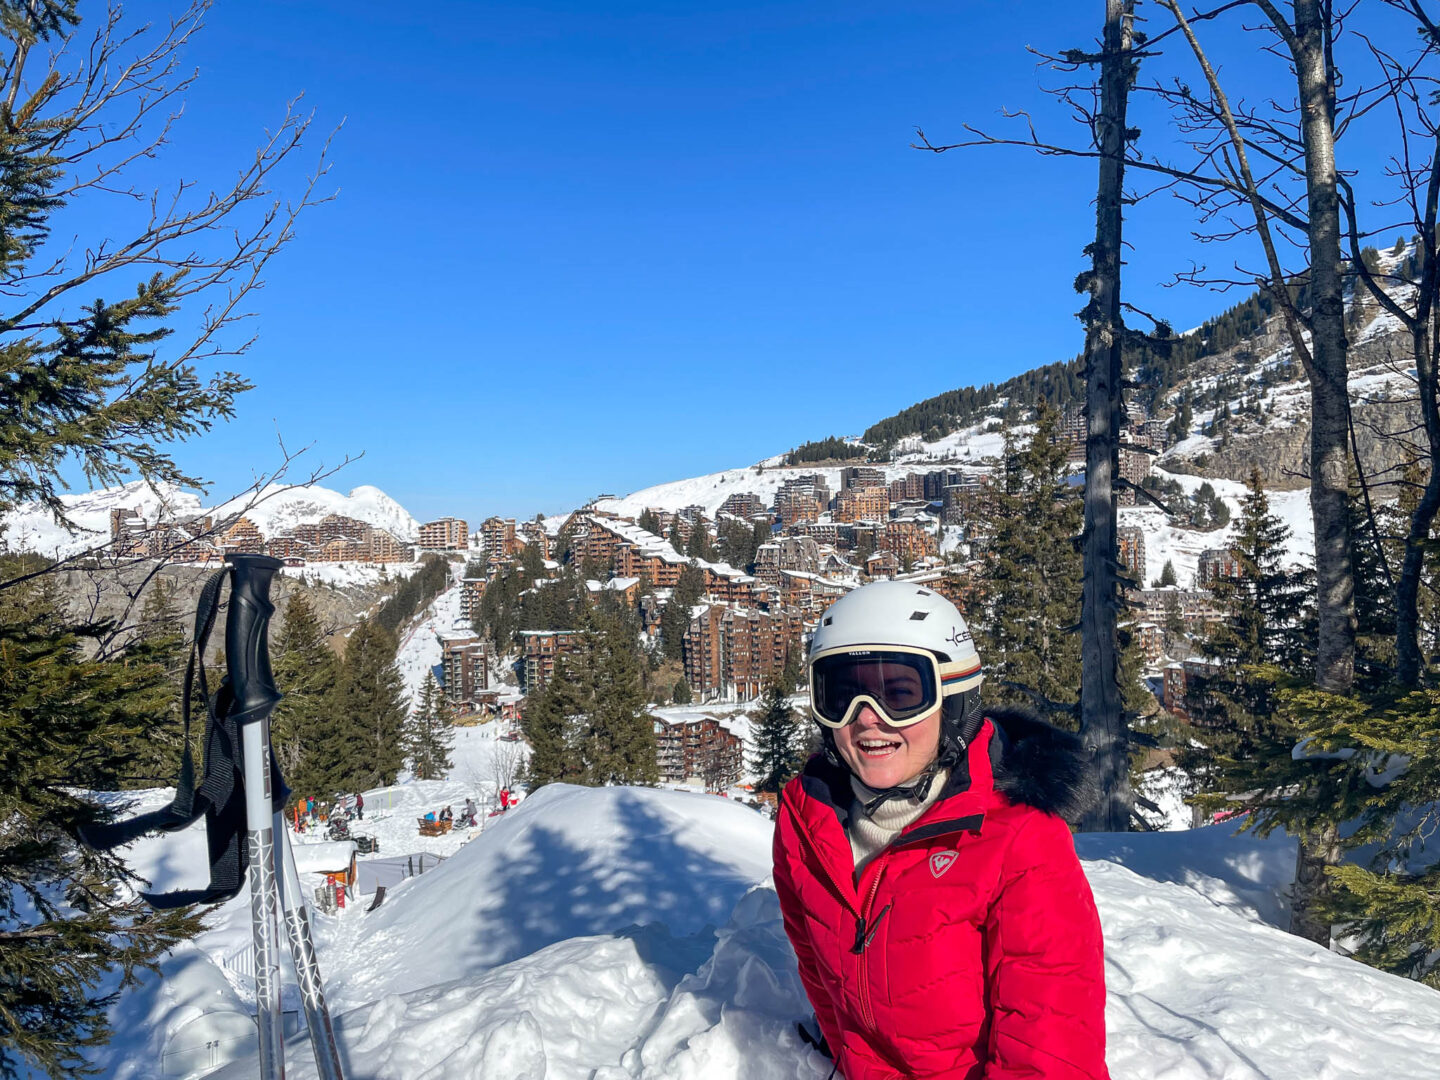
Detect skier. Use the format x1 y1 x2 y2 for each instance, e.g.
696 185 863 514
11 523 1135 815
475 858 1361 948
499 788 511 811
462 798 478 827
772 581 1109 1079
355 791 364 820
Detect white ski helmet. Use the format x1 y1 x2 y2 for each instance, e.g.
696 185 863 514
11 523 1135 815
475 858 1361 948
810 580 982 679
808 581 983 752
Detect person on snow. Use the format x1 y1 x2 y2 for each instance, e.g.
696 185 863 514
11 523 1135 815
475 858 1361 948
772 580 1109 1080
499 788 511 811
355 791 364 820
462 797 478 827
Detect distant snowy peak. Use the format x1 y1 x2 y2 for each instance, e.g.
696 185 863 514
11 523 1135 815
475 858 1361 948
213 483 420 542
1 480 421 559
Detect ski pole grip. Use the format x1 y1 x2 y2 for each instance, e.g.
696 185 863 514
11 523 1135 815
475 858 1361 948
224 553 285 725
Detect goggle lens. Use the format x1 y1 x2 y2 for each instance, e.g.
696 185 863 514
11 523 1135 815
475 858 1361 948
811 650 939 727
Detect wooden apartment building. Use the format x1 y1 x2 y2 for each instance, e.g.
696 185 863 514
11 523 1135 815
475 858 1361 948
650 713 742 789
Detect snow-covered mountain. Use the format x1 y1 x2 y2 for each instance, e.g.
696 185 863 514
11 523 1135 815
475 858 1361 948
0 480 420 560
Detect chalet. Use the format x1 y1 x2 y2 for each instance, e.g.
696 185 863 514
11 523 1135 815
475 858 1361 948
1117 526 1146 584
1197 548 1243 587
366 528 414 563
438 629 488 709
480 517 520 558
459 577 487 621
682 604 805 701
650 712 743 789
882 518 940 563
865 551 900 579
418 517 468 551
1131 621 1165 663
718 492 767 520
520 629 580 694
840 466 885 492
775 490 821 527
834 487 889 524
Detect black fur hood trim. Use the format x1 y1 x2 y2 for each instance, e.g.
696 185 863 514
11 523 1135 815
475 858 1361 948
984 706 1100 824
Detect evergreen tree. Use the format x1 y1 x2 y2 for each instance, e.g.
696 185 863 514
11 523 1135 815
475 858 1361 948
637 508 662 536
1181 470 1313 812
405 672 455 781
749 679 805 793
522 610 657 788
1158 560 1178 587
1284 686 1440 986
332 618 408 791
116 577 190 785
658 563 706 662
0 559 205 1077
685 522 713 560
270 592 340 799
972 404 1083 715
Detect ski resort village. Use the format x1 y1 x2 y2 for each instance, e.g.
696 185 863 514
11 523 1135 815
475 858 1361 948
10 3 1440 1080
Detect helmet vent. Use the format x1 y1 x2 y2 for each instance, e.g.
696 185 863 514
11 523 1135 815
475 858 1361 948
823 616 833 626
909 611 929 621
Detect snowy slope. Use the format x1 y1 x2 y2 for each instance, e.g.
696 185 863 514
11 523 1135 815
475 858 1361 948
0 480 420 560
77 784 1440 1080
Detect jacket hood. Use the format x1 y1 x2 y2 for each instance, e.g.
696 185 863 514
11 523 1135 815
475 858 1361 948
800 705 1098 826
985 706 1099 824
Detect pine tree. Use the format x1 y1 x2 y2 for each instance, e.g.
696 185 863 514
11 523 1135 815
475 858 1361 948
116 576 190 785
522 610 657 788
972 404 1083 715
0 559 205 1077
1158 559 1178 587
405 672 455 781
1181 469 1314 814
0 1 320 1070
270 591 340 800
659 562 706 662
749 679 805 794
331 618 408 791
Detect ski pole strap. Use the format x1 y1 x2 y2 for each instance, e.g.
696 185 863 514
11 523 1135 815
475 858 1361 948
79 567 230 853
80 564 289 908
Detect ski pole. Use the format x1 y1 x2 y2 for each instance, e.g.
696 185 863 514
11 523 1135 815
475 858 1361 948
226 554 288 1080
277 824 346 1080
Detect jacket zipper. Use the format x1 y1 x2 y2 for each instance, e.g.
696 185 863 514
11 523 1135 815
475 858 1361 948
854 860 887 1033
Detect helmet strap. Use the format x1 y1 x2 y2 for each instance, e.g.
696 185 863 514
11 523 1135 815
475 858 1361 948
859 760 943 817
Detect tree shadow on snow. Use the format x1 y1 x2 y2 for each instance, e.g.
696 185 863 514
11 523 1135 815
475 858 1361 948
462 789 757 982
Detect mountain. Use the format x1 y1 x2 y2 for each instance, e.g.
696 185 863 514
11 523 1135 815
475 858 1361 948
0 480 421 560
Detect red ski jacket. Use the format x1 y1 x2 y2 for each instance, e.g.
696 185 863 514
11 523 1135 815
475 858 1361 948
773 708 1109 1080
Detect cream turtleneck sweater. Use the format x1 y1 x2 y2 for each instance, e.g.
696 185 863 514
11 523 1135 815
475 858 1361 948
847 768 949 880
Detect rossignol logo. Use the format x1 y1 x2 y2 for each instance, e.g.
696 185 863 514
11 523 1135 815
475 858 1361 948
929 851 957 878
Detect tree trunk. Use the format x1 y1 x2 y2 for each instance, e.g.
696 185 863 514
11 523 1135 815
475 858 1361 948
1078 0 1134 833
1394 138 1440 686
1294 0 1355 694
1290 819 1340 946
1396 315 1440 686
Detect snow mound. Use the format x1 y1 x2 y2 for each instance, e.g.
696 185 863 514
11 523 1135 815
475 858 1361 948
189 789 1440 1079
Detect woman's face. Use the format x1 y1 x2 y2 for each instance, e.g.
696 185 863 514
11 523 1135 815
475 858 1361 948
833 701 942 790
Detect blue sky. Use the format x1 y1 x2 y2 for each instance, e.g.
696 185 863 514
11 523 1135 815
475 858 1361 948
65 1 1414 522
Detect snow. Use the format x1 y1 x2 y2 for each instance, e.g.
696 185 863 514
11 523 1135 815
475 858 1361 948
1122 466 1314 588
73 782 1440 1080
594 459 988 520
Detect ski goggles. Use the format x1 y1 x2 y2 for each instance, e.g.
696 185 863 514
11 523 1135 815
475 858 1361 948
809 645 982 729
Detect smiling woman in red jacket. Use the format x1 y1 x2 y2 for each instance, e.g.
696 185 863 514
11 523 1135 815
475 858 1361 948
773 581 1109 1080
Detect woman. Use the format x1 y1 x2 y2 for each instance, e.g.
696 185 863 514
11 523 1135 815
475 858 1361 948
773 580 1109 1079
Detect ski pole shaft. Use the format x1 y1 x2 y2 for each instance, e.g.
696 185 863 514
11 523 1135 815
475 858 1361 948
227 554 287 1080
277 823 346 1080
